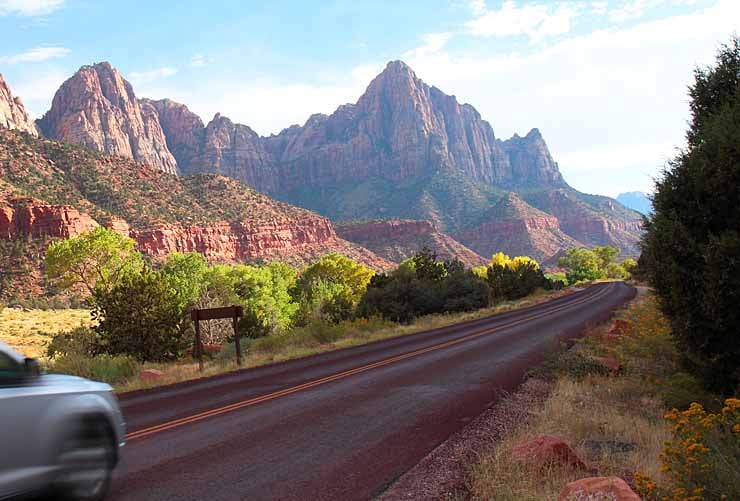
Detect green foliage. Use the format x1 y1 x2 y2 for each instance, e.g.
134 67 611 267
45 227 144 295
558 247 604 284
358 249 490 322
640 38 740 394
545 272 568 290
161 252 209 314
91 267 188 362
295 253 374 324
484 252 547 302
49 353 138 385
45 326 99 358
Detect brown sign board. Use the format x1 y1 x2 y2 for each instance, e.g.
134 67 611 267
190 305 244 321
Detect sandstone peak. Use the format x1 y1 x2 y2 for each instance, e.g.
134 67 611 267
0 74 38 136
38 62 178 174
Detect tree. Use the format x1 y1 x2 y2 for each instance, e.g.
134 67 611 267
229 263 298 336
91 267 188 361
45 227 144 296
641 38 740 394
295 253 374 323
161 252 209 315
558 248 604 284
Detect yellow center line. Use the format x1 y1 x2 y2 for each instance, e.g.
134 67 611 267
126 284 612 441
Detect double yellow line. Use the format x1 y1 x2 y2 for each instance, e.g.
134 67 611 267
126 283 611 442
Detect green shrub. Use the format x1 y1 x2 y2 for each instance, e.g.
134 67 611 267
45 326 99 358
530 347 610 380
49 353 138 385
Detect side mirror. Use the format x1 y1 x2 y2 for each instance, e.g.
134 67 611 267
24 358 41 377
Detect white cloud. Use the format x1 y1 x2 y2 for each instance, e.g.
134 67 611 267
466 1 582 43
591 1 609 15
0 46 70 64
404 0 740 195
190 53 215 68
9 69 68 118
608 0 649 22
128 67 178 84
403 32 452 59
0 0 63 15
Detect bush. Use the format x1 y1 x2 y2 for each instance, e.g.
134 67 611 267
91 267 189 362
49 353 138 385
45 326 99 358
640 38 740 394
358 250 491 322
636 399 740 501
530 344 610 380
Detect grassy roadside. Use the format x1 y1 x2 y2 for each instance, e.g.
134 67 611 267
466 288 739 500
116 287 572 393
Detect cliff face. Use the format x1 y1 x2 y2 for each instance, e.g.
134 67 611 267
144 98 204 173
336 219 486 268
37 62 178 174
455 193 580 263
522 189 643 256
0 74 38 136
0 127 391 272
0 197 99 239
263 61 566 192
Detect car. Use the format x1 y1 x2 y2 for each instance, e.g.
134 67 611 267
0 340 125 500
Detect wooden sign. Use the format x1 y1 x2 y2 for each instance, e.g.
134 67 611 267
190 305 245 371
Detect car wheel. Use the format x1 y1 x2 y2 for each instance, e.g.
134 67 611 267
53 417 115 501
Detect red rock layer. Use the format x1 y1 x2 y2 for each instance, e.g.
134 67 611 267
0 197 99 239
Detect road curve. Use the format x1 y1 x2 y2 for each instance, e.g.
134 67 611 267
109 281 635 501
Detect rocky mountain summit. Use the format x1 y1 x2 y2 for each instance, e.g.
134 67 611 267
0 74 38 136
37 62 178 174
1 59 643 265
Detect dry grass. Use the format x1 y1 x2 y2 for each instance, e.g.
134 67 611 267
467 289 674 500
0 307 91 358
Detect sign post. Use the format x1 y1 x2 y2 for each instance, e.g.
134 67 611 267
190 305 245 371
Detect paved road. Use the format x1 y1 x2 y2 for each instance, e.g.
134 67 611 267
109 281 635 501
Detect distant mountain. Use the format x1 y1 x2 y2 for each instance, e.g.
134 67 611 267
4 60 644 265
0 128 391 278
336 219 486 268
0 74 38 136
37 62 178 174
455 192 580 263
617 191 652 216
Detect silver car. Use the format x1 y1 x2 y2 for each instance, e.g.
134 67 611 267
0 340 125 500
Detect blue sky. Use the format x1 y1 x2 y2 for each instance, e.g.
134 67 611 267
1 0 739 197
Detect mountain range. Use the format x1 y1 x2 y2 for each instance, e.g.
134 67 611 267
0 60 642 290
617 191 653 216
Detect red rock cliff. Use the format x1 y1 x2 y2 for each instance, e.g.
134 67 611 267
0 197 99 239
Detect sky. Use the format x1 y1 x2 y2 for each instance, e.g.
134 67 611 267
1 0 738 197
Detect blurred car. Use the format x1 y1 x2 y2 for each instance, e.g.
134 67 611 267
0 340 125 500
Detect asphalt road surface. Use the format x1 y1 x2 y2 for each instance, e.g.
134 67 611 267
110 281 635 501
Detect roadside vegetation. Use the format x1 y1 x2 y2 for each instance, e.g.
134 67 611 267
2 225 584 389
466 37 740 500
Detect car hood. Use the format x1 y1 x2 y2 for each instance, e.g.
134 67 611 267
40 373 113 393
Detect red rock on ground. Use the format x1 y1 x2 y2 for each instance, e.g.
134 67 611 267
140 369 165 382
511 435 587 470
608 319 633 339
592 356 621 376
558 476 640 501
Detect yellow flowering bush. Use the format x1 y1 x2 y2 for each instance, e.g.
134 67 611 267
636 398 740 500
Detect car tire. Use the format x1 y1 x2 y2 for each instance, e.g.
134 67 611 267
52 416 115 501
